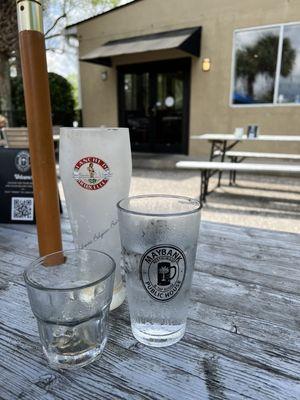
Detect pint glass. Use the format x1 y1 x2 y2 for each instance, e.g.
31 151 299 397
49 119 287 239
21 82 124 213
60 128 132 310
118 195 201 347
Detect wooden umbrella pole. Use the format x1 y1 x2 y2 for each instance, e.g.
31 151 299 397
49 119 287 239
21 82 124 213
16 0 63 257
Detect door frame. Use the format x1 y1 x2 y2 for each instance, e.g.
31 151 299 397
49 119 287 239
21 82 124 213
117 58 191 154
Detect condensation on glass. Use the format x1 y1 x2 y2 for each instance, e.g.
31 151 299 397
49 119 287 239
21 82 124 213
117 195 201 347
24 249 115 369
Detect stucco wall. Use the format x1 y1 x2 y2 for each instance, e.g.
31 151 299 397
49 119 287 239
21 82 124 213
78 0 300 155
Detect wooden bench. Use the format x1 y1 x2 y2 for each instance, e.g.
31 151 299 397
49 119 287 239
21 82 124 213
2 128 29 148
176 161 300 204
213 150 300 184
214 150 300 161
2 127 60 150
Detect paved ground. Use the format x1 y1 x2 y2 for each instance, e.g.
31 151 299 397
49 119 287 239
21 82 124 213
58 168 300 233
129 169 300 233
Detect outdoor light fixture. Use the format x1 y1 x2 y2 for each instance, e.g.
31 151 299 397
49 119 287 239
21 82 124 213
202 58 211 72
101 71 108 81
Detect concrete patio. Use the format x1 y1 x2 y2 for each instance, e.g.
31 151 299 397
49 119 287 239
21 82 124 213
129 169 300 233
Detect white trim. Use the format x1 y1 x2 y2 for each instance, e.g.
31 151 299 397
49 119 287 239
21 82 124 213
229 28 237 107
273 25 284 103
231 102 300 108
230 22 300 108
233 21 300 34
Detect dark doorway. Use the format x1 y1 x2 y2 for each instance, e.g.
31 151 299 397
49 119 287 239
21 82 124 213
118 58 191 154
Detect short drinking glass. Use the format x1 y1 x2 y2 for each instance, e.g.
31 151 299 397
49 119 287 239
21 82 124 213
118 195 201 347
24 249 115 369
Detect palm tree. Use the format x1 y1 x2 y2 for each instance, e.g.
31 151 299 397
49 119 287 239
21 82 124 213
236 34 296 102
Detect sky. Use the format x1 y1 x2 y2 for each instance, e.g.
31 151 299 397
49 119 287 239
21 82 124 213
46 46 78 78
45 0 132 78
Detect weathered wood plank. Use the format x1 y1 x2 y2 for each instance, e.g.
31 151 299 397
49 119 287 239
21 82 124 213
2 274 300 383
196 258 300 295
1 222 295 338
2 251 299 357
201 220 300 248
197 234 300 268
1 220 300 399
0 223 73 246
1 308 205 400
189 300 300 353
0 328 141 400
1 216 73 237
197 235 300 272
109 307 300 383
191 270 300 332
1 253 298 360
1 222 300 346
0 231 73 265
2 243 300 340
1 286 300 400
108 314 300 398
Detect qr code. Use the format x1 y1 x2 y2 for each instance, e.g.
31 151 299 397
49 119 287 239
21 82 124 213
11 197 34 221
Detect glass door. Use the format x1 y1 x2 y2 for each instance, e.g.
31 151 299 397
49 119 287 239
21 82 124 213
122 72 153 152
153 70 184 152
118 59 190 154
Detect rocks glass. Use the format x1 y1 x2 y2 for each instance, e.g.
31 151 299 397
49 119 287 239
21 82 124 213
24 249 115 369
59 127 132 310
117 195 201 347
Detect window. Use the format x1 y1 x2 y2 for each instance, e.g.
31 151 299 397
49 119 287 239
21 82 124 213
278 25 300 103
232 23 300 105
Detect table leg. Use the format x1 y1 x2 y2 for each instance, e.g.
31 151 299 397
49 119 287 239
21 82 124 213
209 141 216 161
233 157 237 184
218 141 227 187
204 170 209 203
229 157 233 186
200 170 210 204
200 171 205 204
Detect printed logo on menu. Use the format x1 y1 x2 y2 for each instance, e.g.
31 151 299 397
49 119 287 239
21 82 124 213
73 156 111 190
140 245 186 302
15 150 31 173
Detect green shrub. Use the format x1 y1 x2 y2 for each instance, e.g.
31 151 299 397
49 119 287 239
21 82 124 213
48 73 75 126
11 76 26 126
11 72 75 127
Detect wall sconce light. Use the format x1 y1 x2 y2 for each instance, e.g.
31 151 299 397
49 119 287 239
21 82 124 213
101 71 108 81
202 58 211 72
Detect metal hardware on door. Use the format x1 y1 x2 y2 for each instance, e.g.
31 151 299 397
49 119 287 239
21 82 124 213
151 107 157 116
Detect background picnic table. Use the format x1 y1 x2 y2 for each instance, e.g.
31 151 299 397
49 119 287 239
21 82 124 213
0 215 300 399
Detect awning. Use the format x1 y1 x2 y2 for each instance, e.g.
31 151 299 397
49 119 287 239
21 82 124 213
80 27 201 66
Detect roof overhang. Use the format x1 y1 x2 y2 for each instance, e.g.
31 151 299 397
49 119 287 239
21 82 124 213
80 27 201 66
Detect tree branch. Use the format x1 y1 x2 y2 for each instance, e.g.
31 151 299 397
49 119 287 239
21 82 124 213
45 33 64 40
46 48 64 54
45 13 66 37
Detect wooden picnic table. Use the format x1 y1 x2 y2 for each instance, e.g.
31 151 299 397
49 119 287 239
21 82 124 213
1 215 300 399
192 134 300 142
191 133 300 161
191 133 300 187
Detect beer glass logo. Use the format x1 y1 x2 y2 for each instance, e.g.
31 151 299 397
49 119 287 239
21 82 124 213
140 245 186 301
15 150 30 173
73 156 111 190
